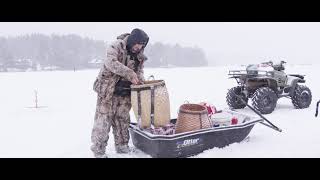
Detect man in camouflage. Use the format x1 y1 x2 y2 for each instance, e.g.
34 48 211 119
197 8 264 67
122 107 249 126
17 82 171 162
91 28 149 158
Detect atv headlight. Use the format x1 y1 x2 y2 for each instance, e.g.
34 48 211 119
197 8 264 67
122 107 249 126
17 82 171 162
267 72 273 76
258 71 267 75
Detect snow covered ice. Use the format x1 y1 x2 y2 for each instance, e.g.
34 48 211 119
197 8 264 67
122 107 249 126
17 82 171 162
1 64 320 158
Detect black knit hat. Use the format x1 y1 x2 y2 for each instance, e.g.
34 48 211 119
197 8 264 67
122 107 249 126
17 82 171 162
127 28 149 50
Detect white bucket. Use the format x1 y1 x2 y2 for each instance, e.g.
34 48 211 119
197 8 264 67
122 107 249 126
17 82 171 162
211 112 232 126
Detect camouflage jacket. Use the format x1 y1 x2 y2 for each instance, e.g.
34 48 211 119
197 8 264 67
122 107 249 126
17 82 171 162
93 33 147 101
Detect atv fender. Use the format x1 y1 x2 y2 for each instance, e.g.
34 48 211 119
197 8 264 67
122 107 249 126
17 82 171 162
266 78 278 92
288 74 305 80
289 78 306 96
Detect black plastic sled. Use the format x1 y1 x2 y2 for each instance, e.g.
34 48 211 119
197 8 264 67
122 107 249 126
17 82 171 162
129 110 263 158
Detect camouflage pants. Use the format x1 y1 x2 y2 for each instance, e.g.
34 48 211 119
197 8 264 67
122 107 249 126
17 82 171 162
91 95 131 155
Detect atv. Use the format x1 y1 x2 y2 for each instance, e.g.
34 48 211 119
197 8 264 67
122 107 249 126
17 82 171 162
227 61 312 114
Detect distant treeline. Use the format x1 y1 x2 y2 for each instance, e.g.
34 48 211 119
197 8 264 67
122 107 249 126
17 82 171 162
144 42 208 67
0 33 208 71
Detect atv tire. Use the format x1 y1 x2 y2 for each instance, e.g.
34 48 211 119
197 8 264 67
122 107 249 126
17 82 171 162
252 87 278 114
226 86 248 109
292 85 312 109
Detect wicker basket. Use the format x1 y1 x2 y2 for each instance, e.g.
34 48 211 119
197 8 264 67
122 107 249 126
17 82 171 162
175 104 211 134
131 80 171 129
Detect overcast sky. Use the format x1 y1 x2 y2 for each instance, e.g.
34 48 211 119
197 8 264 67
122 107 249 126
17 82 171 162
1 22 320 65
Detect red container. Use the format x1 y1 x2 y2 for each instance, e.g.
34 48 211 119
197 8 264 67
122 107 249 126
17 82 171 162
231 117 238 125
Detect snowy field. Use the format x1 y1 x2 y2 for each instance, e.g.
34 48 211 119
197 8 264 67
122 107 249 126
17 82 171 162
1 64 320 158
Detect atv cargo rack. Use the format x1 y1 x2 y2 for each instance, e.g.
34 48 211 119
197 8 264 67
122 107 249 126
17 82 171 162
228 70 274 78
228 70 275 85
129 110 263 158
